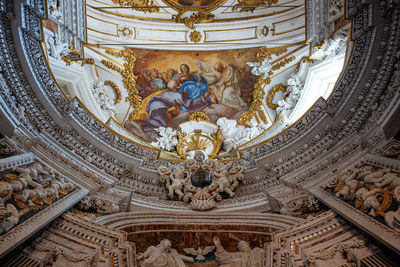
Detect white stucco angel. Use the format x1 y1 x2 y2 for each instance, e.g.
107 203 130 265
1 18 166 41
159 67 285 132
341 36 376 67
217 117 267 153
195 60 247 109
150 127 178 152
355 187 382 216
247 57 272 77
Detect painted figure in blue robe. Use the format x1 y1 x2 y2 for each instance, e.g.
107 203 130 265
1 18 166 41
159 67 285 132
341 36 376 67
173 64 208 112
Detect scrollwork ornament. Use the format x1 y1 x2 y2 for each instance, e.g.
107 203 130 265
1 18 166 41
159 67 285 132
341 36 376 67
112 0 160 13
173 10 215 29
233 0 279 13
101 48 140 120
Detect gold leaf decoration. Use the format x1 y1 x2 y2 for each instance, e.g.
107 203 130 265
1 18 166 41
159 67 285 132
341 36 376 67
266 84 286 109
189 30 202 43
188 112 210 122
208 129 223 159
260 25 271 37
173 10 215 29
104 80 122 104
176 129 223 160
101 48 141 120
233 0 279 13
111 0 160 13
237 46 295 126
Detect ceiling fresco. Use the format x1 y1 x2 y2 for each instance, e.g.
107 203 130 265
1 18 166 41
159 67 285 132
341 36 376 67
42 0 350 161
117 48 258 141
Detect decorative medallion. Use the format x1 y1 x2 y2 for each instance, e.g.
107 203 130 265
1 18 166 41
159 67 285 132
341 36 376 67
117 25 134 38
189 30 202 43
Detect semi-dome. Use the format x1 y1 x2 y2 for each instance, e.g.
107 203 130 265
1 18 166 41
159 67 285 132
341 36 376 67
0 0 400 265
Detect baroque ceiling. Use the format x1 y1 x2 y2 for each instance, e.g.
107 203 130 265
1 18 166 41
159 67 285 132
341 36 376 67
1 0 400 264
43 0 350 162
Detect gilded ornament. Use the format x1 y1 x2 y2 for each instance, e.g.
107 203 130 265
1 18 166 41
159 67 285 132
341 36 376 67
314 40 325 50
208 129 223 159
104 80 122 104
188 112 210 122
189 31 202 43
238 46 294 126
261 25 271 37
111 0 160 13
118 26 133 38
101 48 141 119
61 44 83 66
176 128 222 160
233 0 279 13
162 0 226 12
266 84 287 109
173 10 215 29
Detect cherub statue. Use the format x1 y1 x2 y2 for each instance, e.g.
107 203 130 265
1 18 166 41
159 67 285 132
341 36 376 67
15 187 48 207
13 163 48 189
213 164 235 197
213 237 263 267
0 181 13 202
362 168 390 183
0 200 20 234
137 239 193 267
355 187 382 216
384 186 400 232
159 165 187 200
227 164 243 192
42 171 74 198
374 172 400 188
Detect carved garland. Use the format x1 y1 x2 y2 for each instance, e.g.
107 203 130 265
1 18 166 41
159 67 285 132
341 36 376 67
266 84 287 109
238 47 294 126
104 80 122 105
101 48 140 120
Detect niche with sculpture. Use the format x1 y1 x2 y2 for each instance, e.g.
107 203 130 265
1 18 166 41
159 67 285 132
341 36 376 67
325 162 400 232
137 236 264 267
158 151 243 210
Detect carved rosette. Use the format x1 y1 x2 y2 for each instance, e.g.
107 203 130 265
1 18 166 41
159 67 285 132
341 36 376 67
158 151 243 210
